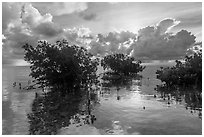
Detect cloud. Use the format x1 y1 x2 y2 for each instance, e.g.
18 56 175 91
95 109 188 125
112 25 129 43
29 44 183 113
176 13 201 28
32 2 88 16
2 2 200 65
22 3 53 27
186 42 202 56
2 2 22 33
130 18 196 60
87 18 197 60
2 2 94 64
108 2 118 4
49 2 88 16
2 3 63 62
3 26 39 59
3 3 64 37
45 27 94 49
21 3 64 37
174 13 202 41
79 13 97 21
89 40 108 56
89 31 136 55
33 22 63 37
157 18 180 34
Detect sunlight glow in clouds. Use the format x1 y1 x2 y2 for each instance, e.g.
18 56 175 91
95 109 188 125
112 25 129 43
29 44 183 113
2 2 202 66
156 18 181 34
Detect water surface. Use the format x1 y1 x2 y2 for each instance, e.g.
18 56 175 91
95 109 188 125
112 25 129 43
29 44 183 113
2 65 202 135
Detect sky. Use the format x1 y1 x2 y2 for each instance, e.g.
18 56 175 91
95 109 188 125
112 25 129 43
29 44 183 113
2 2 202 66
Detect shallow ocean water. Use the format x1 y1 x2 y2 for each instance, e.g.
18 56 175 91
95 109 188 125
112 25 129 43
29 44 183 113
2 65 202 135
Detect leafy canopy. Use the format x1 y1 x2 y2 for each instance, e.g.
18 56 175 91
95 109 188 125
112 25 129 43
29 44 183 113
101 53 145 76
23 39 99 94
156 51 202 88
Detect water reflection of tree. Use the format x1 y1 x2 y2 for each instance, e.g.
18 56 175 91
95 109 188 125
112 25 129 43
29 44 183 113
100 72 142 100
27 88 99 135
23 40 100 134
156 85 202 119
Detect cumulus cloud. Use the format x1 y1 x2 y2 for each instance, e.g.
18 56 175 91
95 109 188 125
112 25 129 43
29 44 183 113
88 18 196 60
42 27 94 51
3 3 63 37
21 3 64 37
3 2 93 64
89 40 109 56
3 25 39 59
2 3 199 65
2 2 63 62
88 31 136 56
63 27 92 43
157 18 180 34
130 18 196 60
22 4 53 27
186 42 202 55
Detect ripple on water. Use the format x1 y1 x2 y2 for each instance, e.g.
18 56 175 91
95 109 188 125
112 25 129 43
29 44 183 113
92 82 202 135
3 88 9 101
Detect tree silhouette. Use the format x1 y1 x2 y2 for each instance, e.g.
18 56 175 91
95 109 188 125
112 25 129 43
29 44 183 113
101 53 145 76
156 51 202 88
23 39 99 95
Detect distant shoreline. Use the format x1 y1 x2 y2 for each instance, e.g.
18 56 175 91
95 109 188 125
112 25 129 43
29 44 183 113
3 61 176 67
